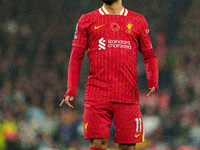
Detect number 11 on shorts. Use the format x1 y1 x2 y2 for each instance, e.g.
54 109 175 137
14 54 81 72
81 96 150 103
135 118 142 133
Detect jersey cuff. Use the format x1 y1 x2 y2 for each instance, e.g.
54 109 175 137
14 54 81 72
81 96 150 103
148 84 159 91
64 89 76 98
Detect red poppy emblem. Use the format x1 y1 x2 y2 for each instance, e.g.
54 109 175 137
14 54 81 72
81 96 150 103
110 22 120 31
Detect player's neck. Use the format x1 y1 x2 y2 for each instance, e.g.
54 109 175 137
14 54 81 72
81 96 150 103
103 1 123 15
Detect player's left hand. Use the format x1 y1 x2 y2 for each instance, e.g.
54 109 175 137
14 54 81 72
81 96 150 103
147 87 156 97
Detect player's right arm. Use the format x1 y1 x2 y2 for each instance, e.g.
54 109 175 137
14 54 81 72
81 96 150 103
60 15 88 108
59 46 85 108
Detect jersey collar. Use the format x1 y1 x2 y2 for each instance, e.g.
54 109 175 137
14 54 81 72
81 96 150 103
99 5 128 16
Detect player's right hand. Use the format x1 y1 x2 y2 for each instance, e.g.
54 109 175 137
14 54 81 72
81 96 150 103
59 95 74 108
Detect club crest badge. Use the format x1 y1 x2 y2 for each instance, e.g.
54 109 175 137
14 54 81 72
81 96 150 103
126 24 133 33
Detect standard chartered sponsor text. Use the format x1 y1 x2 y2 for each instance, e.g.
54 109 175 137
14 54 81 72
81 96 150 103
108 39 131 49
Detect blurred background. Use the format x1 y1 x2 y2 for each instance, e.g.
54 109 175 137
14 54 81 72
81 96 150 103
0 0 200 150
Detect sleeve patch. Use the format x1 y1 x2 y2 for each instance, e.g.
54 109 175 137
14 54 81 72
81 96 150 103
74 23 78 39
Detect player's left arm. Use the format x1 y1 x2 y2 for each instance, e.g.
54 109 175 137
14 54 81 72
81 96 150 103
139 16 159 96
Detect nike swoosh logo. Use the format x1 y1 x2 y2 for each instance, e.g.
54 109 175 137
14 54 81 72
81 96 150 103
135 133 141 138
95 24 105 29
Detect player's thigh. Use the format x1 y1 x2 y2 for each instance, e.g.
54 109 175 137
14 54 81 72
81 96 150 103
84 100 112 139
113 103 144 144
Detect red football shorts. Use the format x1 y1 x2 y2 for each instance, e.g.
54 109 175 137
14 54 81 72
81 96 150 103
83 100 144 144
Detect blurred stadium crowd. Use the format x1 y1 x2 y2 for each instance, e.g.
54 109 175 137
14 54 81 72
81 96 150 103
0 0 200 150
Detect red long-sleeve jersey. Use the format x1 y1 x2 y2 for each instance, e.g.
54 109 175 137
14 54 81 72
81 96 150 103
65 6 159 104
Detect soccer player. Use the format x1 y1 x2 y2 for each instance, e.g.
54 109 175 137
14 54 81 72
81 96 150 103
60 0 159 150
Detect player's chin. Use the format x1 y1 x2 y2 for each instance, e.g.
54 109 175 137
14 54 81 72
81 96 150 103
102 0 118 5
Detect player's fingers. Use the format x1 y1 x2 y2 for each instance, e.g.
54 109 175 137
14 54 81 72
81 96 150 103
64 96 74 108
69 96 74 101
65 95 70 101
147 91 152 97
65 100 74 108
147 87 156 97
147 91 153 96
59 99 65 106
59 96 70 107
